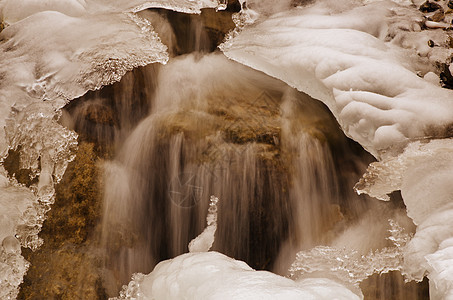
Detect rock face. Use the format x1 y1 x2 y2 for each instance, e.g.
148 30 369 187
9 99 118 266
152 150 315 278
17 142 106 300
419 1 443 13
63 64 160 153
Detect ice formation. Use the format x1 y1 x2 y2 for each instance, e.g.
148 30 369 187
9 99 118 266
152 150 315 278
356 139 453 297
188 195 218 253
113 251 361 300
0 0 226 24
289 219 411 287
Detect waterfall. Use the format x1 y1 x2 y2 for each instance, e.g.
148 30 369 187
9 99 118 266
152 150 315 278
3 1 446 298
100 53 292 292
97 51 415 297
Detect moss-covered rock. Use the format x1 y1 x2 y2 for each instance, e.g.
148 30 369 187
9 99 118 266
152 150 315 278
18 142 106 299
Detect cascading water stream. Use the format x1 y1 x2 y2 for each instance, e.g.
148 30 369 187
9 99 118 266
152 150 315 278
97 49 423 298
100 53 292 292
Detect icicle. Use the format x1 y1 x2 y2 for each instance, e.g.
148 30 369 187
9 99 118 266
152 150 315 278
288 219 412 286
188 195 219 253
111 196 220 300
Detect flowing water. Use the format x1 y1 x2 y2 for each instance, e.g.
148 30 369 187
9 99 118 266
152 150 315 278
58 8 429 299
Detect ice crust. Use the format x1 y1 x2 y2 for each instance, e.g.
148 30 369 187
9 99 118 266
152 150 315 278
188 195 218 253
356 139 453 297
221 0 453 159
0 0 226 24
113 252 361 300
0 172 33 298
289 220 411 288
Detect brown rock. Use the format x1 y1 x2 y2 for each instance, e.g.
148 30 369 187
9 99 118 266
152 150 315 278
430 10 445 22
419 1 443 13
18 142 106 299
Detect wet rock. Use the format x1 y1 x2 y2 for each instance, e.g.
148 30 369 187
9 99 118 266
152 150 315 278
201 8 236 49
19 247 106 300
64 64 157 154
219 93 281 147
166 9 236 54
361 271 429 300
3 148 37 187
440 62 453 88
448 36 453 48
83 103 116 126
227 0 241 11
429 10 445 22
165 1 238 55
419 1 443 13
